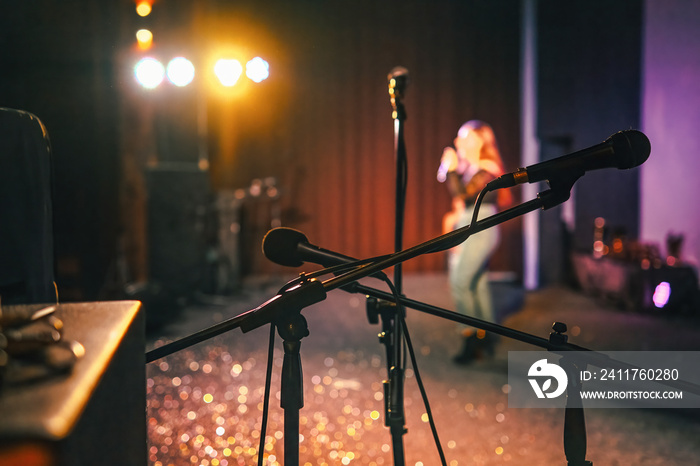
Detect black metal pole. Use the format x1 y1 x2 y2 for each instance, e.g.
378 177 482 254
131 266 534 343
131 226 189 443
277 311 309 466
561 358 593 466
388 66 409 466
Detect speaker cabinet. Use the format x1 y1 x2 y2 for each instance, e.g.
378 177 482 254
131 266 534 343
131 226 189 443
0 301 146 466
146 165 211 296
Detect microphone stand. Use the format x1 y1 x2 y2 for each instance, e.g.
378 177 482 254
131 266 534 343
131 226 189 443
145 190 549 363
146 192 549 466
386 66 409 466
147 186 699 464
278 311 308 464
560 354 593 466
340 284 700 466
388 66 408 290
147 275 326 466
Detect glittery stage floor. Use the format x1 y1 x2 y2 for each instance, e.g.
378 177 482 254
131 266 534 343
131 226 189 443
146 273 700 466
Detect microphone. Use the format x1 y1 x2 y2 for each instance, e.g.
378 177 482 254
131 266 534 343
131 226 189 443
388 66 409 97
487 129 651 190
263 227 360 269
388 67 409 121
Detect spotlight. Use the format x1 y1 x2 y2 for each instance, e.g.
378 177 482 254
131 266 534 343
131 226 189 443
652 281 671 308
136 29 153 51
136 1 152 17
645 267 699 315
166 57 195 87
246 57 269 83
134 57 165 89
214 59 243 87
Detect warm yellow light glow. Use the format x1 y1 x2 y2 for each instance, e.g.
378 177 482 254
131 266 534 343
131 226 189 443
214 59 243 87
136 1 152 17
136 29 153 50
134 57 164 89
166 57 195 87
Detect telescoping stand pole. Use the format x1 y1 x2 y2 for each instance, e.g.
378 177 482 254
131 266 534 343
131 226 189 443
277 311 309 463
386 66 410 466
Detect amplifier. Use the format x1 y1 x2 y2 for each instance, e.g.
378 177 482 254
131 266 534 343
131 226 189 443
0 301 146 466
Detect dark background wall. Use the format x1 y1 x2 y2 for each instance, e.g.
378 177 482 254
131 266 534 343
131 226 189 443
198 0 523 276
536 0 643 286
2 0 660 301
0 1 125 300
2 0 523 300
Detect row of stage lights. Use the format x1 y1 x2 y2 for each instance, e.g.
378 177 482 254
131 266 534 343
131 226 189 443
134 55 270 89
132 1 269 90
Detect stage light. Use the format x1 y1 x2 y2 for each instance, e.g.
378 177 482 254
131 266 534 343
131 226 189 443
134 57 165 89
214 59 243 87
136 1 152 17
136 29 153 51
246 57 269 83
653 281 671 308
166 57 195 87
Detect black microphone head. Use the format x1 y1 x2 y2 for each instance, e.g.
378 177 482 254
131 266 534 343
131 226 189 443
388 66 409 81
262 227 307 267
609 130 651 169
388 66 409 96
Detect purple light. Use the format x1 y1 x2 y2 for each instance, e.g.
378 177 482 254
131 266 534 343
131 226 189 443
653 281 671 308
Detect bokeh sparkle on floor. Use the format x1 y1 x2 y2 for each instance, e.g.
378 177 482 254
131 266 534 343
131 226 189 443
148 345 400 466
147 273 700 465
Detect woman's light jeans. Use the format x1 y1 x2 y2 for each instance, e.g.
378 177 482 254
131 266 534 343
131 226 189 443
447 203 499 330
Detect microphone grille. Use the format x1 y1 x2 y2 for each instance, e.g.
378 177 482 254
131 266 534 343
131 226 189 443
388 66 409 79
262 227 307 267
611 130 651 169
388 66 409 93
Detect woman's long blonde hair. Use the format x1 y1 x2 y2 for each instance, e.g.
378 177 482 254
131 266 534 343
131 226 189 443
458 120 512 208
458 120 504 175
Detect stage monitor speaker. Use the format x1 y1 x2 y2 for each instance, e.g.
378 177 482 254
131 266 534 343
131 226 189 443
0 301 146 466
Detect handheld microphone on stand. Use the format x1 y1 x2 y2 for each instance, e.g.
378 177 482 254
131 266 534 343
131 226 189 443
262 227 360 268
388 66 409 112
149 125 655 465
487 129 650 190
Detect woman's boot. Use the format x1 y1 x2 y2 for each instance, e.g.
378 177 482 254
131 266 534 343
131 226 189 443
453 333 478 365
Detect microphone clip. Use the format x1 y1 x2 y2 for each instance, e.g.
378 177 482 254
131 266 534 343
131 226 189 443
538 172 581 210
239 275 327 333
